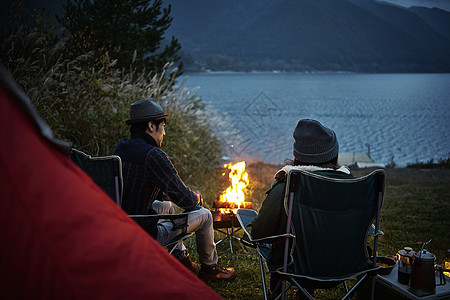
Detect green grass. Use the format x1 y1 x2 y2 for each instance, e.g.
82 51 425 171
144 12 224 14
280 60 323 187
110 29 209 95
185 164 450 299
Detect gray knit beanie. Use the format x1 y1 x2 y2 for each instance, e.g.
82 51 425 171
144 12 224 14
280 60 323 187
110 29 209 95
293 119 339 164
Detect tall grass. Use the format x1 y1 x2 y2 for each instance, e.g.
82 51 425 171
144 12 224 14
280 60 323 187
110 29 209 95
1 6 232 206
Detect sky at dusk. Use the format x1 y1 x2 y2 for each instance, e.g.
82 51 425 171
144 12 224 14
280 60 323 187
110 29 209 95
9 0 450 11
3 0 450 17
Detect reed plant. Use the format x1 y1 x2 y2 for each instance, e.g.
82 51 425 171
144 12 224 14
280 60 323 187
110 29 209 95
1 7 230 206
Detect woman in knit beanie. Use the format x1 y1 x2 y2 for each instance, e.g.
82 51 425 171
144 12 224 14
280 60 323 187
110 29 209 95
251 119 353 297
288 119 340 168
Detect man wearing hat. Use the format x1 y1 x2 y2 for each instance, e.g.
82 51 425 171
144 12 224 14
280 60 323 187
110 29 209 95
114 98 236 282
250 119 354 295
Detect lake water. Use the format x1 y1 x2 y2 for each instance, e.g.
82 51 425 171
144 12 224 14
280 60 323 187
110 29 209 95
179 72 450 167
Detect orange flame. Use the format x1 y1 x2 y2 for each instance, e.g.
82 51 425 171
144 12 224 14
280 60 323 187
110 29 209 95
219 161 249 210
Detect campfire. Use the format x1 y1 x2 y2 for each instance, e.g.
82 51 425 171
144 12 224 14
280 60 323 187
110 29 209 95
212 161 253 228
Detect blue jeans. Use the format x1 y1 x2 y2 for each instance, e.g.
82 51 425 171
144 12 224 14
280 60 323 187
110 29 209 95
153 201 218 266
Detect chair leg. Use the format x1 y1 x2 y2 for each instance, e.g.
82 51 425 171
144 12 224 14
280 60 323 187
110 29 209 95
281 280 286 300
258 254 269 300
370 275 376 300
271 281 296 300
343 281 349 300
227 228 233 254
215 227 244 254
289 278 314 300
342 273 368 300
168 240 181 254
231 228 245 251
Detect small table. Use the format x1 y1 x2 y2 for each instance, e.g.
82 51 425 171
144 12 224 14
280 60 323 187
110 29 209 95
375 263 450 299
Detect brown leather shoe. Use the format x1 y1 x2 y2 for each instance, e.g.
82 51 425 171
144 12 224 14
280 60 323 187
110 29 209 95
198 264 237 282
179 254 199 273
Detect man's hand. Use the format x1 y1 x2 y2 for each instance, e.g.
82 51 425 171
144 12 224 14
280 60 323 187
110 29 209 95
161 193 172 202
194 192 203 207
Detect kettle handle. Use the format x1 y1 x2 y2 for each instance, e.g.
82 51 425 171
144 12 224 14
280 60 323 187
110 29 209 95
435 264 447 286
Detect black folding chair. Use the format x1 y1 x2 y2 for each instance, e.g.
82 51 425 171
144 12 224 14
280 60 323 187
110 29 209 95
237 168 385 300
70 149 192 253
70 148 123 206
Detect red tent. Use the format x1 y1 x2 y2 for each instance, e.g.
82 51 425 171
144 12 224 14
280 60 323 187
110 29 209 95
0 65 222 300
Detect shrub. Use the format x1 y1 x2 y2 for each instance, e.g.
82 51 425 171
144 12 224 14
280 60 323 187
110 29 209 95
407 156 450 169
1 5 228 204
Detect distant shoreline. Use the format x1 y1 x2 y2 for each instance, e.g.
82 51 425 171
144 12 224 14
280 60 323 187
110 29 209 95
183 70 450 75
248 160 450 183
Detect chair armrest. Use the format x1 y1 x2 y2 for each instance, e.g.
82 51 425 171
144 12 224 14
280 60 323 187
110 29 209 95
240 235 258 248
236 208 295 245
128 212 190 220
251 234 295 245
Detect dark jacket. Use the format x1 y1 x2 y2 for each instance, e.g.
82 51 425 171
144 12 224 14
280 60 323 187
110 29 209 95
251 166 354 270
114 131 198 238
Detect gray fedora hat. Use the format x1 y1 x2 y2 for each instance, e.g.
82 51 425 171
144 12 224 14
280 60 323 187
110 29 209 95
125 98 170 125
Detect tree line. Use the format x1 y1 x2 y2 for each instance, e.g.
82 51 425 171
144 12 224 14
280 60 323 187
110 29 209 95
1 0 228 203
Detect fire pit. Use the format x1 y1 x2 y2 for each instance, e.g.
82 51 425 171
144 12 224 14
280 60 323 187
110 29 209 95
211 200 253 229
211 161 253 253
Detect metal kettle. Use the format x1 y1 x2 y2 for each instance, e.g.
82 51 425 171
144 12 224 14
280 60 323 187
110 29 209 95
408 249 446 297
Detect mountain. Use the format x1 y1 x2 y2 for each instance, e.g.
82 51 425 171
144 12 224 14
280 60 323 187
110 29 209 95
380 0 450 11
409 6 450 38
163 0 450 72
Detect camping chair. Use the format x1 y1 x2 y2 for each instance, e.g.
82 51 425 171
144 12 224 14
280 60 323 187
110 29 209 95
236 169 385 300
70 149 192 254
70 148 123 206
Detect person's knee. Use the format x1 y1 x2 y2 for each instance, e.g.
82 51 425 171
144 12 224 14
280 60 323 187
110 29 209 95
198 207 213 227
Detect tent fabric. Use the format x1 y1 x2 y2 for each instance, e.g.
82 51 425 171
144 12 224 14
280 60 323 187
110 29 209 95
0 67 222 300
0 64 71 154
